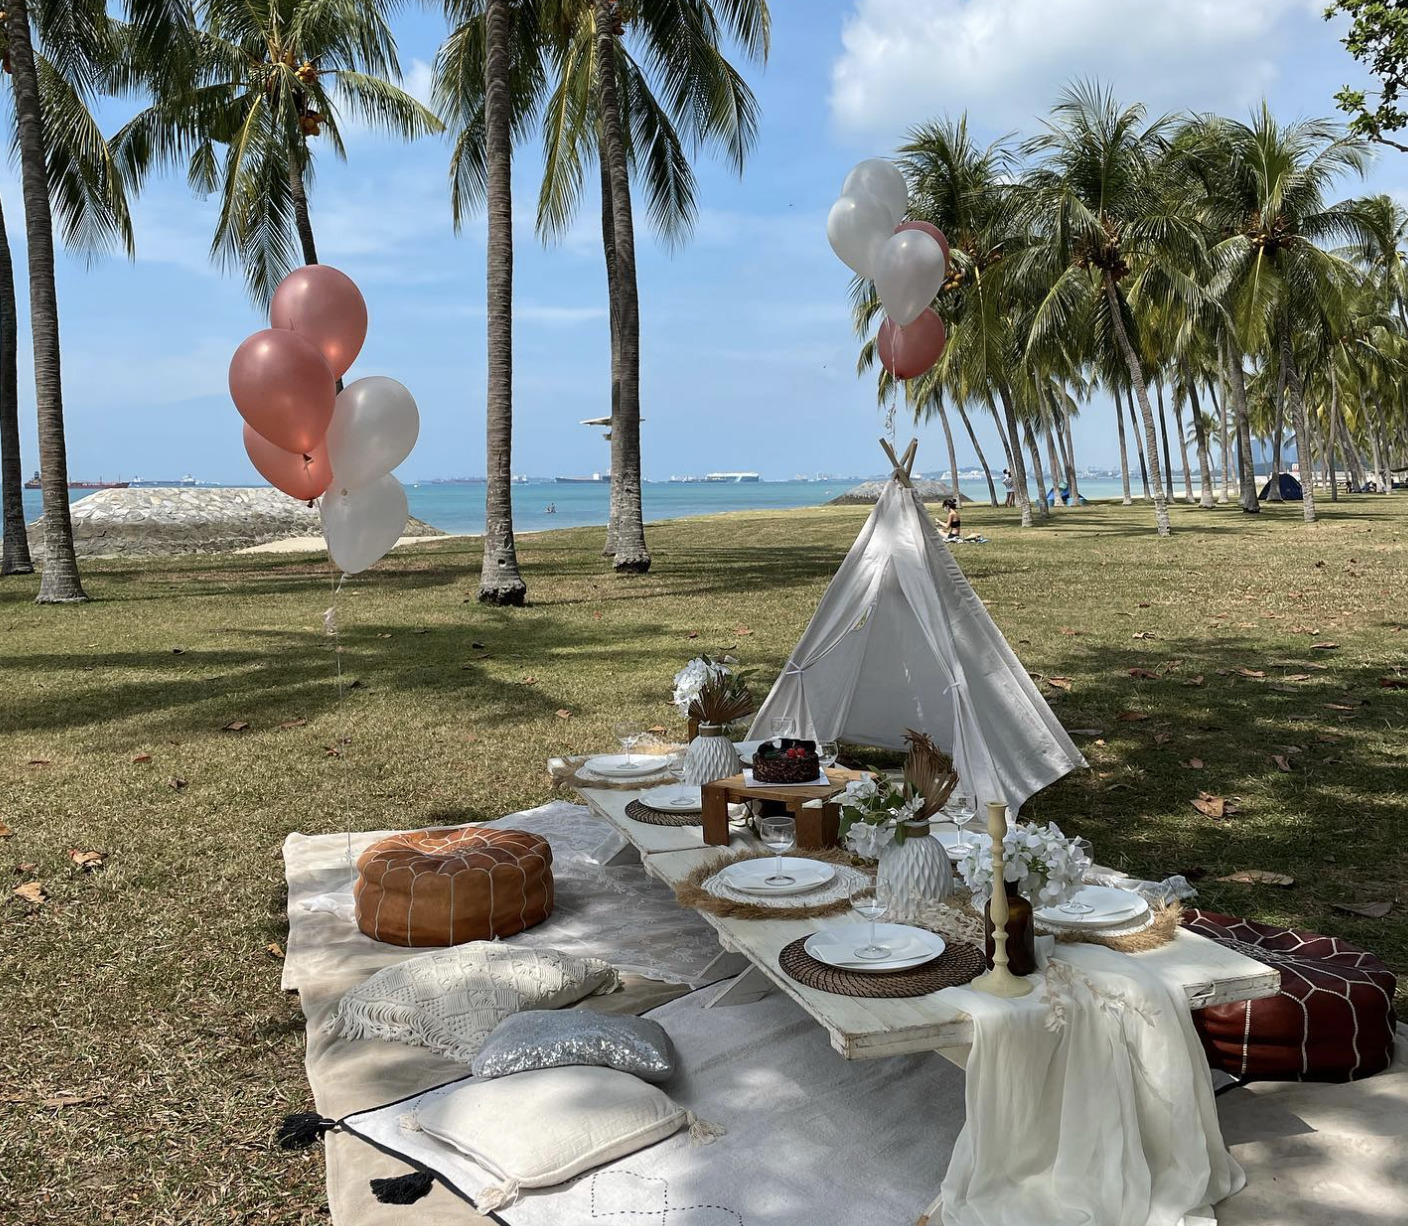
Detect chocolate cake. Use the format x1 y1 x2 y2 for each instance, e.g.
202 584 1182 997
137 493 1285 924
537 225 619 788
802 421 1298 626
752 738 821 784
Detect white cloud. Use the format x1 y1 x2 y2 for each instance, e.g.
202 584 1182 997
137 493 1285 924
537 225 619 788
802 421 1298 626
829 0 1325 141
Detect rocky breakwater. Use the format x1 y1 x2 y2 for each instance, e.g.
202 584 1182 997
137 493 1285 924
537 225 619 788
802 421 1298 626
828 478 968 506
24 487 443 559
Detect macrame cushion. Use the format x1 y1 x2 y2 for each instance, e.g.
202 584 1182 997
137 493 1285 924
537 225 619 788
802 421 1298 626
1181 909 1398 1082
356 826 554 947
324 943 620 1063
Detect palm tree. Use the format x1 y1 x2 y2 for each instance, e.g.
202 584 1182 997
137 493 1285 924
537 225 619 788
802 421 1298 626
1021 83 1207 536
1200 105 1373 524
115 0 441 304
0 195 25 576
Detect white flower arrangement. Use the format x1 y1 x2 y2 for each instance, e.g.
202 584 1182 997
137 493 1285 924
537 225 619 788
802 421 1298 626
956 821 1091 909
671 657 721 715
837 776 927 859
671 654 755 725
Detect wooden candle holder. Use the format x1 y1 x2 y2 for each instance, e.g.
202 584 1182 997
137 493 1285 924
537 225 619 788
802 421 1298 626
700 767 870 848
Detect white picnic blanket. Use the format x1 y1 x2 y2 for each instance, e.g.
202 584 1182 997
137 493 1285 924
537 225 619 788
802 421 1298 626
934 942 1242 1226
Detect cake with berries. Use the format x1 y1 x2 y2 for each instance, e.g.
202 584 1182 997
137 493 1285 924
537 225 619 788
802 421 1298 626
751 738 822 784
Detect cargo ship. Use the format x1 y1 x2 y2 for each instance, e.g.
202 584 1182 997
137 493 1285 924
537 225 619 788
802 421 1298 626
555 472 609 483
24 470 129 490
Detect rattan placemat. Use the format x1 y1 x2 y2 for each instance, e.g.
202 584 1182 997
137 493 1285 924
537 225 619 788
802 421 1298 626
625 799 703 828
778 935 986 998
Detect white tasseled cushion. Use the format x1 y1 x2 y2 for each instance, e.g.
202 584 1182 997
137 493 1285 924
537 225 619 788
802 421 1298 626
324 943 619 1062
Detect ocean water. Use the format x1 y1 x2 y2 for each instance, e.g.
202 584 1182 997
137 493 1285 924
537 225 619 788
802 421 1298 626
18 476 1144 537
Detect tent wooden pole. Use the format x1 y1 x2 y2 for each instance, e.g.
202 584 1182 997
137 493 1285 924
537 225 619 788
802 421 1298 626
879 437 918 487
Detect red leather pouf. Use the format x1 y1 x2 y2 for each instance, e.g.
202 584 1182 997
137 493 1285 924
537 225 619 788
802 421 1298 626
1182 908 1398 1082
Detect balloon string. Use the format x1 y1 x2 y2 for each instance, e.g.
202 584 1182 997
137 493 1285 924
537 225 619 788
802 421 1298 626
325 564 354 885
884 379 898 447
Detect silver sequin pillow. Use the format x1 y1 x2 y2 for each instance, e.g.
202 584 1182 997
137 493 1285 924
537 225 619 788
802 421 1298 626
470 1009 676 1083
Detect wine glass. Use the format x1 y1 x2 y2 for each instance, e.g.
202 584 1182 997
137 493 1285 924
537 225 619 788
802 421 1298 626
1058 837 1095 915
817 740 839 773
849 878 891 961
613 720 645 766
758 815 796 886
768 716 795 746
949 793 976 848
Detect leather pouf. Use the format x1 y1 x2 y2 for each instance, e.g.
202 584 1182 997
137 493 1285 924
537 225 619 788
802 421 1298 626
356 827 554 948
1182 908 1398 1082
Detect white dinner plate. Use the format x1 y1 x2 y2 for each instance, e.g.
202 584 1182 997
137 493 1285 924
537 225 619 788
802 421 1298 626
934 830 990 860
1035 885 1150 929
639 784 703 812
719 857 836 896
584 753 668 779
805 923 946 973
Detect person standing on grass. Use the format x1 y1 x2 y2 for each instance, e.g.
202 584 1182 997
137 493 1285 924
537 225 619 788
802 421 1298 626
1001 468 1015 507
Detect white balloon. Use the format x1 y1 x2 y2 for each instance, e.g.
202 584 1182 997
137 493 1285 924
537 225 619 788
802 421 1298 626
326 375 420 491
826 190 894 279
321 473 408 575
873 229 948 326
841 158 908 228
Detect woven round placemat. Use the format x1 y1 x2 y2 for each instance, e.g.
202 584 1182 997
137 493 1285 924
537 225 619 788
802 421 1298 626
778 935 986 998
625 799 703 828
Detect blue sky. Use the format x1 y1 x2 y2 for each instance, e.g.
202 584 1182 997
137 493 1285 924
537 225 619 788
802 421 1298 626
22 0 1406 482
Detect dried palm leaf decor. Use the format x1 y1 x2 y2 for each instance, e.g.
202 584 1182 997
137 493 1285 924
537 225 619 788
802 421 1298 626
903 729 959 819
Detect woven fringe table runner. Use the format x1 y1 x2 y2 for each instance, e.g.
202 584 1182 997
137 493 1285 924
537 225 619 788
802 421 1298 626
674 848 870 921
623 799 703 828
548 752 682 792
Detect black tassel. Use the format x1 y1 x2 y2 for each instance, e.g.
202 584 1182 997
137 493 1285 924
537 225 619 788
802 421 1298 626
371 1171 435 1205
276 1112 336 1150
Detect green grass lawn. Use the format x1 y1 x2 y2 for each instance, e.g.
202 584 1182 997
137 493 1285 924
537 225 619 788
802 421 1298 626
2 495 1406 1223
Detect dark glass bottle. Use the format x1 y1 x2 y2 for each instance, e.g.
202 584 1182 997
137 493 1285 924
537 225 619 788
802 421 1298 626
982 881 1038 976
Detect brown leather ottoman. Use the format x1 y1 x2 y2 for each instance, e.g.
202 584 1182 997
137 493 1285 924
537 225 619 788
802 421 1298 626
355 826 554 947
1182 908 1398 1082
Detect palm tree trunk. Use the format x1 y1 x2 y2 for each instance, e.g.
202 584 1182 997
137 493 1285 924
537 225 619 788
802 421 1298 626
477 0 526 606
598 154 622 558
289 158 319 266
933 392 961 504
1222 336 1260 513
1113 385 1133 504
1338 408 1366 492
594 1 649 573
1267 357 1286 502
1104 276 1169 534
1023 419 1049 520
0 193 32 575
1043 413 1062 505
1278 316 1315 523
1171 392 1194 502
1057 405 1080 502
1368 399 1390 493
1187 378 1215 510
1208 376 1229 502
996 383 1032 527
1327 367 1340 502
1155 382 1175 501
956 400 998 505
1127 387 1152 499
7 2 85 601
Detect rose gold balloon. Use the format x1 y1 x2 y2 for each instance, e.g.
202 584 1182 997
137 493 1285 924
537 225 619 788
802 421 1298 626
228 328 335 454
243 423 332 502
270 264 368 379
878 308 947 380
895 219 951 270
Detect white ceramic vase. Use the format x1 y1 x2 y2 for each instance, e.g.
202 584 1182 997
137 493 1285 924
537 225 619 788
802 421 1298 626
877 822 954 922
682 725 742 786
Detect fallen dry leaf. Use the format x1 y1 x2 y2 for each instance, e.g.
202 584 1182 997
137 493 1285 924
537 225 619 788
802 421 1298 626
1133 631 1155 640
464 734 479 744
27 759 50 767
265 941 286 959
0 1091 107 1108
67 849 105 872
375 632 392 639
347 679 365 690
1191 792 1227 819
221 721 250 733
170 646 186 655
1309 642 1339 651
1325 703 1360 712
520 676 538 686
323 745 342 758
278 719 308 730
14 881 46 905
166 777 187 791
1218 870 1294 887
1058 626 1081 636
1268 684 1299 693
15 863 37 875
1137 601 1150 608
0 822 12 839
412 628 429 635
734 625 752 636
1215 668 1233 677
1332 901 1393 919
1379 677 1408 690
1046 677 1073 690
1116 711 1149 722
1182 758 1205 770
554 709 572 720
1236 667 1266 679
687 630 700 639
1184 675 1205 687
1283 673 1312 682
1128 668 1159 679
1154 731 1172 744
1271 754 1292 773
132 753 152 764
471 641 485 649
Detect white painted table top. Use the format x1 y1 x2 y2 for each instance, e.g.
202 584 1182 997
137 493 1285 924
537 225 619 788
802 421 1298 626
578 788 1282 1060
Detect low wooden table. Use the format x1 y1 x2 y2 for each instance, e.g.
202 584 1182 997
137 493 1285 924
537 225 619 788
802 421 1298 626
700 766 869 847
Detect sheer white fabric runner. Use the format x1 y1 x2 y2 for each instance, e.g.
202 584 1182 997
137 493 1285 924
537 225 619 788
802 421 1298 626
934 941 1243 1226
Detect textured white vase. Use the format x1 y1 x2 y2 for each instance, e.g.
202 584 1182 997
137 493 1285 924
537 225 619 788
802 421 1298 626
877 823 954 921
682 725 742 786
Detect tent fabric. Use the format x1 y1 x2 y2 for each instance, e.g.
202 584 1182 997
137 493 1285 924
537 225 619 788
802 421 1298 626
1258 473 1303 500
748 478 1086 814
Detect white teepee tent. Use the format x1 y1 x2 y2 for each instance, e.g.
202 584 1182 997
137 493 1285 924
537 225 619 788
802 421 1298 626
748 440 1085 814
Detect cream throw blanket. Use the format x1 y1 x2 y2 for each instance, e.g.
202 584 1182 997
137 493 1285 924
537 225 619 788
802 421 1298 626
935 942 1244 1226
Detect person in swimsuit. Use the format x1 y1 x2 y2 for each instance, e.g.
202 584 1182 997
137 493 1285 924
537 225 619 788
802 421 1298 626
941 497 962 542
